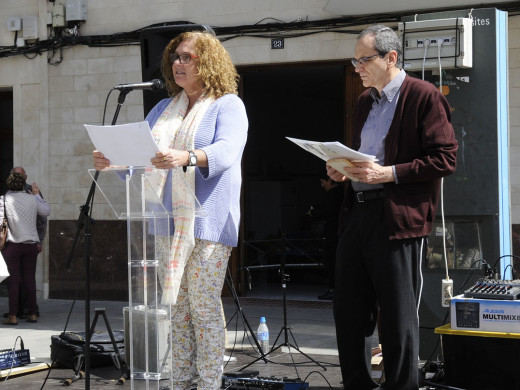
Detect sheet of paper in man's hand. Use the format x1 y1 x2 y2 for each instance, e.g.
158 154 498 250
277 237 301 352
85 121 159 167
286 136 376 181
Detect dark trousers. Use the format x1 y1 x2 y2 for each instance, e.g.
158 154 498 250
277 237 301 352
323 236 337 289
2 242 39 317
333 198 424 390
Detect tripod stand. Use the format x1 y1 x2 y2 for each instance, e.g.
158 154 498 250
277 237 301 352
64 308 128 385
224 265 267 363
240 234 326 371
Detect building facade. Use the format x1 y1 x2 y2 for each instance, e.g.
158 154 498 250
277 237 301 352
0 0 519 299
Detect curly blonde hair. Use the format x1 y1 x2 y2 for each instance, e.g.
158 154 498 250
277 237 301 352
6 172 26 191
161 31 238 99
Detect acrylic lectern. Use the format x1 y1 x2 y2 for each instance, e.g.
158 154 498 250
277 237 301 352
89 168 204 390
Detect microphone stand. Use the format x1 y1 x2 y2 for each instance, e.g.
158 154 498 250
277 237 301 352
65 88 130 390
239 235 326 371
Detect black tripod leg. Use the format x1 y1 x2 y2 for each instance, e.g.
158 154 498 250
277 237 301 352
63 370 84 386
272 324 286 350
87 308 129 384
63 355 85 386
237 319 289 371
284 339 327 370
287 327 301 349
97 309 129 383
225 267 268 364
88 310 100 338
248 325 327 371
237 335 287 371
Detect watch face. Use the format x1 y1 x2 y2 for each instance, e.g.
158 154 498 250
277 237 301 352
189 152 197 165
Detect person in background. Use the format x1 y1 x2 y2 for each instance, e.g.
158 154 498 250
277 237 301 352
307 174 343 300
327 25 457 390
2 166 48 320
11 167 48 252
1 172 51 325
93 31 248 390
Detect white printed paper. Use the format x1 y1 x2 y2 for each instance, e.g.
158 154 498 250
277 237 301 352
85 121 159 167
286 136 376 162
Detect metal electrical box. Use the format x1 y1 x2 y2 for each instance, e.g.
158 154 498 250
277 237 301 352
22 16 38 40
52 4 66 27
7 17 21 32
66 0 88 22
399 17 473 71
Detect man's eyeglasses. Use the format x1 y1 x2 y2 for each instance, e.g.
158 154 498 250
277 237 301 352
169 52 199 64
351 53 382 68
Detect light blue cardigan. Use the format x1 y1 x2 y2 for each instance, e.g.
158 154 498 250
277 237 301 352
145 93 248 247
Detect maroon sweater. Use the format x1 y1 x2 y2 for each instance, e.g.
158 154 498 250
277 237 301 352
342 75 458 240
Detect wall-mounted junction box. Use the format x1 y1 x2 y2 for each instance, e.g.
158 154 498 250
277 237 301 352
7 17 22 32
22 16 38 40
52 4 66 27
66 0 88 22
398 17 473 71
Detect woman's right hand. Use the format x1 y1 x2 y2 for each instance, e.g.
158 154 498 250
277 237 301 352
93 150 110 171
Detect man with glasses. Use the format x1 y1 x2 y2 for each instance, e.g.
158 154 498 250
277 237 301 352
327 25 457 390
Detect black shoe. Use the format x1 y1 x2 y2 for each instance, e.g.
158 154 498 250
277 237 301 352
318 289 333 300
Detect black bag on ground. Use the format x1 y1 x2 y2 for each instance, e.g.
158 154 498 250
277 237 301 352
50 330 125 369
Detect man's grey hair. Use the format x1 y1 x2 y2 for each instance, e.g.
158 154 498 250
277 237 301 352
10 166 27 179
358 25 403 69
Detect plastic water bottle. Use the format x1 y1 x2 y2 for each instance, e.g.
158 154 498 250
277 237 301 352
257 316 269 354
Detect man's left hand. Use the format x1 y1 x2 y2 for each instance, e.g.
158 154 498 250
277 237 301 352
345 161 394 184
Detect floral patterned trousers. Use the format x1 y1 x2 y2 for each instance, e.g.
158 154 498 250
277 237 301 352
166 238 231 390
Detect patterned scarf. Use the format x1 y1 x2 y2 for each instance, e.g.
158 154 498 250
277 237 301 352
147 90 214 304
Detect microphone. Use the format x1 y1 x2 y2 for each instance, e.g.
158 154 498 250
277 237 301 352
114 79 164 92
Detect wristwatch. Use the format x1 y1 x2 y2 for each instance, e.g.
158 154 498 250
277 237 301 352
188 150 197 166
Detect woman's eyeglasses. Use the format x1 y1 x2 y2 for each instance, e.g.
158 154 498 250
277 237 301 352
169 52 199 64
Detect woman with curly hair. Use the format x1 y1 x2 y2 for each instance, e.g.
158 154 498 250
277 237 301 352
1 172 51 325
93 31 248 390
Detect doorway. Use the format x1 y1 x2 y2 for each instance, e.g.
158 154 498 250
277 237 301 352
237 62 358 299
0 89 13 298
0 90 14 196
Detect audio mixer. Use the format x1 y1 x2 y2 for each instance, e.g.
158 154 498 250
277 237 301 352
222 371 309 390
464 278 520 300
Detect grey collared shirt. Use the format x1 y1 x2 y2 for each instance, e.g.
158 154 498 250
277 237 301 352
352 69 406 192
